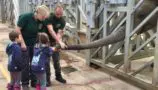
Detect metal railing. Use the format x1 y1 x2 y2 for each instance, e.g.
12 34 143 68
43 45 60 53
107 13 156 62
87 0 158 89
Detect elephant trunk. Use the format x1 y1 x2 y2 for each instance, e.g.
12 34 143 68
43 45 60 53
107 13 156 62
65 26 125 50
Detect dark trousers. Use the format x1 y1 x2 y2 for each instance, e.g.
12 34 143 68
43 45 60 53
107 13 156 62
46 51 62 81
9 72 21 86
21 46 36 86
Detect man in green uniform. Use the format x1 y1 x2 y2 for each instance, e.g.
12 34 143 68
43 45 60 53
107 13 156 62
43 4 67 86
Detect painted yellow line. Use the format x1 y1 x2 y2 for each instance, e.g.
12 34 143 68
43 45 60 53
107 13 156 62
0 63 10 82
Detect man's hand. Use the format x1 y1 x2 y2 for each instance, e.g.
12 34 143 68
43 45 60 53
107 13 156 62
59 40 67 49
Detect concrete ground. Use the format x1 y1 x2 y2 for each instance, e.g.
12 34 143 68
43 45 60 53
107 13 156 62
0 23 142 90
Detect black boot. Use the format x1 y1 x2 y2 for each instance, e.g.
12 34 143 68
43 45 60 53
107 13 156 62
55 75 66 83
46 79 52 87
46 61 52 87
31 81 36 88
53 52 67 83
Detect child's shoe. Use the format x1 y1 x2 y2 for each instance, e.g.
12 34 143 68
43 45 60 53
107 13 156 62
36 84 40 90
6 83 13 90
14 84 21 90
41 87 47 90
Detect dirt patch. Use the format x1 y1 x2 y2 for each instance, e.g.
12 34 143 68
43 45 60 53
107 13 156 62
61 66 78 74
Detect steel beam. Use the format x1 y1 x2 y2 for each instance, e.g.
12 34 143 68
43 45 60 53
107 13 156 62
123 0 135 73
153 19 158 86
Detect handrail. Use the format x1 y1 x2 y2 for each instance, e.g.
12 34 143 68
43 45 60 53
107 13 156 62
95 4 104 18
111 16 126 34
134 0 144 10
66 8 77 21
130 7 158 37
92 12 115 41
92 0 144 41
78 5 87 21
129 33 156 58
91 47 102 58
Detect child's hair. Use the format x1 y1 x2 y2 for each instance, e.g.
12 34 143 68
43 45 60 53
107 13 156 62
37 33 49 44
9 30 19 41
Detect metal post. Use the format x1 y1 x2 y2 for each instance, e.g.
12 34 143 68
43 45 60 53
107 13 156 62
80 0 82 27
153 19 158 86
1 0 6 23
12 0 20 25
86 0 93 65
86 26 91 65
10 0 15 26
76 0 80 29
123 0 134 73
102 3 108 64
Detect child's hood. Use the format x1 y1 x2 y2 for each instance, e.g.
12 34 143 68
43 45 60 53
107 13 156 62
6 43 15 55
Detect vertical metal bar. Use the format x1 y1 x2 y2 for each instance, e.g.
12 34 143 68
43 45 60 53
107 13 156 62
0 0 1 21
102 4 108 64
10 0 14 26
86 26 91 65
153 19 158 86
80 0 82 27
1 0 6 23
12 0 20 24
76 0 80 29
134 0 144 10
86 0 92 65
136 35 141 49
123 0 134 73
78 5 87 22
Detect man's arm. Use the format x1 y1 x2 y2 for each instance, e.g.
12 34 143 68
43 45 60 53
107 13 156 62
57 28 67 48
47 24 60 43
57 29 64 41
47 24 66 48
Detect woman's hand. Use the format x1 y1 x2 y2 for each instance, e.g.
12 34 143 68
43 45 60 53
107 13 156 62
21 43 27 51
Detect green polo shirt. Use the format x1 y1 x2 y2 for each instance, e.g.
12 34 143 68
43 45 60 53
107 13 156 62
43 13 66 42
17 13 43 46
